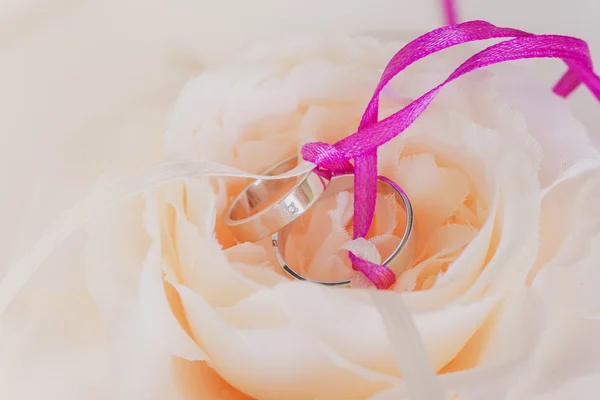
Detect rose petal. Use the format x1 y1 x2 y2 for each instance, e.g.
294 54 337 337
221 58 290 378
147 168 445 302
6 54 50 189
138 242 208 361
532 163 600 317
173 282 399 400
493 64 600 188
209 283 502 375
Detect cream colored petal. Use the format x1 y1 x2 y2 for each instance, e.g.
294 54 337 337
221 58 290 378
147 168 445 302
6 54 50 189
212 288 290 329
288 231 351 281
165 74 235 161
530 160 600 285
393 154 471 237
503 175 600 398
423 224 478 261
503 313 600 399
493 65 600 188
221 81 298 138
138 242 208 361
447 287 545 371
171 357 253 400
231 262 285 287
414 295 502 371
218 283 502 374
439 353 533 400
399 198 498 310
369 346 533 400
139 189 210 360
395 224 477 292
285 61 379 103
181 178 219 235
297 103 364 146
0 289 189 400
159 182 265 306
224 242 269 266
532 164 600 317
174 282 398 400
461 156 541 299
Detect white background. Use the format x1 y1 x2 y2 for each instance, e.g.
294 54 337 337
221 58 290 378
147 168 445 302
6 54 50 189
0 0 598 273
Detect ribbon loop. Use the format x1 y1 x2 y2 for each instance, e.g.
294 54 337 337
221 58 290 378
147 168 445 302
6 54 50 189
301 20 600 289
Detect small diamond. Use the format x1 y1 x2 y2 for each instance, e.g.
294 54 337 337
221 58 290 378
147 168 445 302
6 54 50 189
285 202 299 215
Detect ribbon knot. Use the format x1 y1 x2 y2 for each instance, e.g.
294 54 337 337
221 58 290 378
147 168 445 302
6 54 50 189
301 141 353 173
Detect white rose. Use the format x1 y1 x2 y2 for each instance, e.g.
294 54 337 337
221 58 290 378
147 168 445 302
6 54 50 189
3 33 600 400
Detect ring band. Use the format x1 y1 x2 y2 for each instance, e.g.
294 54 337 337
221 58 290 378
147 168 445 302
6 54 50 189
272 173 415 286
226 156 330 243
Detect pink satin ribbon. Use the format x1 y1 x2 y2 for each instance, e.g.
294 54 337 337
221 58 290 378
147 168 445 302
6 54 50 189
442 0 584 98
442 0 459 26
301 20 600 289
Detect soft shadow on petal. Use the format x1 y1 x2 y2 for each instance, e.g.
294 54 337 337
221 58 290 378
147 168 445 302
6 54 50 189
138 240 208 360
493 65 600 188
531 162 600 316
174 282 399 400
461 156 541 299
147 181 267 307
369 335 537 400
395 224 477 292
413 295 502 371
172 357 254 400
393 154 471 242
516 315 600 397
442 287 545 372
400 195 498 310
529 160 600 286
233 283 503 375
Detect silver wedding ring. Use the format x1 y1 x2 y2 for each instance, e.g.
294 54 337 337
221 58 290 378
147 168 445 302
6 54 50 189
272 173 415 286
226 156 330 243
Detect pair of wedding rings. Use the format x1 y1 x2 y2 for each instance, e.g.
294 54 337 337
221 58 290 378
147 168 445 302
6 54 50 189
225 156 415 286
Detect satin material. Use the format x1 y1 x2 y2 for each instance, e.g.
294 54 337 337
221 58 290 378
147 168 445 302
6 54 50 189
442 0 458 26
302 20 600 288
441 0 584 99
